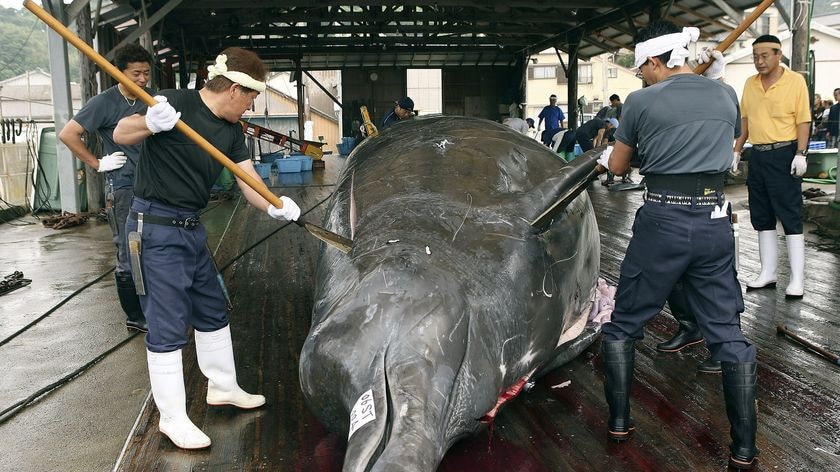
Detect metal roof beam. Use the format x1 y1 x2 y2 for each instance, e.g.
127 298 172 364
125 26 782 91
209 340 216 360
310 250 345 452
708 0 759 36
105 0 184 60
179 1 623 8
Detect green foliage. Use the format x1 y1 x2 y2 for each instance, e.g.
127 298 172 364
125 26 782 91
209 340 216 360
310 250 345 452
0 6 80 82
614 52 635 69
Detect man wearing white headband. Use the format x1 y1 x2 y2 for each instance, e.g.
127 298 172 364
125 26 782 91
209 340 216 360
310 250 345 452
733 34 811 300
596 20 757 470
113 47 301 450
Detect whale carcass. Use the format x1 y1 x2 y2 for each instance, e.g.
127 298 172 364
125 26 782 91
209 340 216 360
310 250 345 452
300 116 604 471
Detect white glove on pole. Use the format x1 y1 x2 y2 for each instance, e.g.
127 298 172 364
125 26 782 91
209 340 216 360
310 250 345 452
698 48 726 80
731 151 741 175
597 145 614 171
267 196 301 221
790 154 807 177
145 96 181 134
98 151 127 172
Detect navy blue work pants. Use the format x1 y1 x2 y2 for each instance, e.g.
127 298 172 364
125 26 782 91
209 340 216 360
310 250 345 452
125 197 229 353
747 146 803 234
602 197 756 363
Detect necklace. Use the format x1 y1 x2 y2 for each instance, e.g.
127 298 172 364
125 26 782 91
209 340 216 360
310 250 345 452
118 84 137 106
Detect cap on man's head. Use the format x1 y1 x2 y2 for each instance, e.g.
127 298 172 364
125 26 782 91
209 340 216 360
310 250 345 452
549 94 557 100
525 118 535 128
397 97 414 111
608 118 619 129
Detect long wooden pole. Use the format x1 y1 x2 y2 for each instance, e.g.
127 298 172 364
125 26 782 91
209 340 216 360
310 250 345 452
694 0 776 75
777 325 840 366
25 0 352 253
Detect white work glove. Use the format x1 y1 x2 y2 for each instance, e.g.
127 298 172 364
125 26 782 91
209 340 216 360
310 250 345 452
698 48 726 80
267 196 301 221
597 145 614 171
730 151 741 175
145 95 180 134
98 151 127 172
790 154 807 177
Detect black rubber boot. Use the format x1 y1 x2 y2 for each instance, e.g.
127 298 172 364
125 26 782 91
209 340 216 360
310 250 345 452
697 358 722 374
722 362 758 470
115 273 147 333
602 339 635 442
656 319 703 352
657 287 703 352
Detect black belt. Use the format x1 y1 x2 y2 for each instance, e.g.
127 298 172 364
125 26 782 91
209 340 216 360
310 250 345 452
644 173 725 197
129 210 200 230
751 141 796 152
644 191 720 206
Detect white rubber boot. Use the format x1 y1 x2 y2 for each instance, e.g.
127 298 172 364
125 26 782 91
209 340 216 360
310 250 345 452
195 325 265 409
746 230 778 289
785 234 805 298
147 349 211 449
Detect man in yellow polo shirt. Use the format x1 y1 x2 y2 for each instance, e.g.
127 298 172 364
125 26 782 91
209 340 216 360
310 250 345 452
734 34 810 299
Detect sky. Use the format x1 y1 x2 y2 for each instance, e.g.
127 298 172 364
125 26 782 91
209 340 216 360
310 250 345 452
1 1 27 9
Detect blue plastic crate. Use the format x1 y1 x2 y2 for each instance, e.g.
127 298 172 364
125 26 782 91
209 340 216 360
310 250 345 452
808 141 826 150
254 162 272 179
300 155 313 171
260 151 282 164
275 156 303 173
275 154 313 173
337 137 357 155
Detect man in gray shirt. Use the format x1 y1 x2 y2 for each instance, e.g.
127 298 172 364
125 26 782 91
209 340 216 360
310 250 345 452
596 20 757 470
59 44 153 333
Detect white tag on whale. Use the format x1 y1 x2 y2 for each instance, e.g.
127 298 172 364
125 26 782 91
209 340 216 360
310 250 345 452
348 389 376 439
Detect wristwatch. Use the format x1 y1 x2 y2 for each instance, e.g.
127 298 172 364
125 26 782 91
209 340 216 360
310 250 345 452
796 149 808 157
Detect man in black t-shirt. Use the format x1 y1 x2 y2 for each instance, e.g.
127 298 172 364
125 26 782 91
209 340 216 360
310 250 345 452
114 47 302 451
59 43 153 333
575 117 615 152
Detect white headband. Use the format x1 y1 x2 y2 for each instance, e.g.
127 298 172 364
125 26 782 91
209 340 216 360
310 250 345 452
207 54 266 92
634 27 700 69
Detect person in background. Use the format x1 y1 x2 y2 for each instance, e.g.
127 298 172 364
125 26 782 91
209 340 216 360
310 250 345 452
733 34 811 299
381 96 415 129
607 94 623 119
537 94 566 146
58 43 154 333
113 47 302 450
605 94 623 138
597 21 757 469
827 88 840 147
575 116 617 151
814 99 832 141
812 93 824 126
502 116 534 135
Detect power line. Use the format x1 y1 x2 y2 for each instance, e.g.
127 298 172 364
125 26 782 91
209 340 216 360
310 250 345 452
0 19 41 78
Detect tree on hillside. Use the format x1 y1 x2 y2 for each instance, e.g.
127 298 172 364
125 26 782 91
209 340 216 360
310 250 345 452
0 6 80 82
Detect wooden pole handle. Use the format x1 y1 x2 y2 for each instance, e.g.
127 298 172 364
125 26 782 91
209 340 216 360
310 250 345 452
24 0 282 209
694 0 777 75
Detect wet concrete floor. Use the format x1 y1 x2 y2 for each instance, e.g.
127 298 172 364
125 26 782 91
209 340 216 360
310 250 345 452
1 155 838 471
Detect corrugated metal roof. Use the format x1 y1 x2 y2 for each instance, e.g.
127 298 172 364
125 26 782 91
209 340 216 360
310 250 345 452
101 1 767 70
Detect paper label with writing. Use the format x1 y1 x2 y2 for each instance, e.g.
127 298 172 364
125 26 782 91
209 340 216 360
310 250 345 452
348 389 376 439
